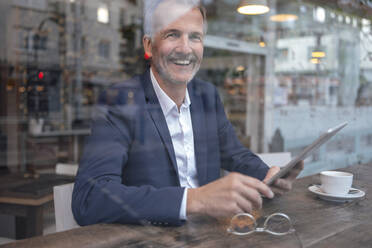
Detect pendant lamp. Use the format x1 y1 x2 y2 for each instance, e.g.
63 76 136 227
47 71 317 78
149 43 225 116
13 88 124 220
237 0 270 15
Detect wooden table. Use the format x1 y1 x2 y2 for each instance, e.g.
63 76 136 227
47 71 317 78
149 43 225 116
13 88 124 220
2 163 370 248
0 174 74 239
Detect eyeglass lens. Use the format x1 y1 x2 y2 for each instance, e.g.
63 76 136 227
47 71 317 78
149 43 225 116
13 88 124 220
229 214 257 234
264 214 293 235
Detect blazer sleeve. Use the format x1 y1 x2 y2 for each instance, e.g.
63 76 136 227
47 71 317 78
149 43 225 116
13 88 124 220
214 87 270 180
72 104 185 226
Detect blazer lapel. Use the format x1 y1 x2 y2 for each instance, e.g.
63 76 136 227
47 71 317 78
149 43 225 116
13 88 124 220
140 70 180 182
188 82 208 186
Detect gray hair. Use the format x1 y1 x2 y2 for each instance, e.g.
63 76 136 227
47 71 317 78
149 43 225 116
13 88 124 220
143 0 207 38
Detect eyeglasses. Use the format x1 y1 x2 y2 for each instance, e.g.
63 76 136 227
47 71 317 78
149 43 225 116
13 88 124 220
227 212 304 247
227 212 295 236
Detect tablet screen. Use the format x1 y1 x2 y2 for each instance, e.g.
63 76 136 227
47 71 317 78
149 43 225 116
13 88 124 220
265 122 348 186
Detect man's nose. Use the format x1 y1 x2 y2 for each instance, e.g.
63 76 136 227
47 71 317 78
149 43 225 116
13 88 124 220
176 35 193 53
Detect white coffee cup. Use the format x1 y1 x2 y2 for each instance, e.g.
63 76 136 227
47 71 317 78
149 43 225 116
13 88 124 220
320 171 353 196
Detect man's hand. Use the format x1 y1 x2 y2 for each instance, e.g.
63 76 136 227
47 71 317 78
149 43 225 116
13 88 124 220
263 161 304 195
187 172 274 218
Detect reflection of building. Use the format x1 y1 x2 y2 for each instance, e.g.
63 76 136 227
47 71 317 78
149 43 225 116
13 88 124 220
200 0 372 176
1 0 372 176
1 0 143 116
0 0 142 170
268 11 372 176
63 0 143 120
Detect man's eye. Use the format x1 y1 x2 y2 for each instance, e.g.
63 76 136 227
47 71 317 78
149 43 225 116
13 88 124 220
190 35 202 41
166 33 178 38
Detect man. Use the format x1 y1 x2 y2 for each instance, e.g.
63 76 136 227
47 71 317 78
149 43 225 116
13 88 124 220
72 0 303 226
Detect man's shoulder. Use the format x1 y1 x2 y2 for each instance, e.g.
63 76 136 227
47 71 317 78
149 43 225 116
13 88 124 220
189 77 218 95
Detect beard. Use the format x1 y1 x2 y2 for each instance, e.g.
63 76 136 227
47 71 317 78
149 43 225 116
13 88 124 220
152 51 201 85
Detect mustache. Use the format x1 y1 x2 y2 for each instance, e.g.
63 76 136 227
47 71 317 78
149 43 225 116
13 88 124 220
168 52 199 62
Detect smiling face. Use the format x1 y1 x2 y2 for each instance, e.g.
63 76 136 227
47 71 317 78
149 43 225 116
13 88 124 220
143 7 204 86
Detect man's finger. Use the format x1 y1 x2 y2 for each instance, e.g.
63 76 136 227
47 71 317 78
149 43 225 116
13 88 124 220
274 178 292 191
263 166 280 184
238 186 263 210
235 193 254 213
241 176 274 199
271 187 285 196
286 161 304 180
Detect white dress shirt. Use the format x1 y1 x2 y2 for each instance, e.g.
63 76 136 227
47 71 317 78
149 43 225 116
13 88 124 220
150 68 199 220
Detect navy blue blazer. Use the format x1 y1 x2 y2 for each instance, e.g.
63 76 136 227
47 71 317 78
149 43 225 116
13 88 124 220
72 70 269 226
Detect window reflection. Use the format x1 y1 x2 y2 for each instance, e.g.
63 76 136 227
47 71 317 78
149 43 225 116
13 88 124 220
0 0 371 178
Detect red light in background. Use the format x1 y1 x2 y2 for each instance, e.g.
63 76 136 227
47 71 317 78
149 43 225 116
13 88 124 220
38 72 44 79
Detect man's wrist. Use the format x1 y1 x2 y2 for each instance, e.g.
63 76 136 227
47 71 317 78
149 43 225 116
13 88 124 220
186 188 203 215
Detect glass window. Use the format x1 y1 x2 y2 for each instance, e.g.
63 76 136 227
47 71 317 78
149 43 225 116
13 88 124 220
313 6 326 23
98 40 110 59
1 0 372 176
119 8 126 26
0 0 372 238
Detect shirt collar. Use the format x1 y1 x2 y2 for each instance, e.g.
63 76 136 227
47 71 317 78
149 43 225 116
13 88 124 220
150 67 191 116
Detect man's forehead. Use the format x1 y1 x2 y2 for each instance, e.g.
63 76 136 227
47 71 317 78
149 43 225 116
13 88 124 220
152 1 201 35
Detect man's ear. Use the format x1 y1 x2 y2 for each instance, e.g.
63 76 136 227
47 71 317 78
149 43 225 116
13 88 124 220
143 36 153 57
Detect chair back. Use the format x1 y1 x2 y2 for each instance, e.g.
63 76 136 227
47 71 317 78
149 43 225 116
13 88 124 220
0 237 14 245
55 163 78 176
53 183 80 232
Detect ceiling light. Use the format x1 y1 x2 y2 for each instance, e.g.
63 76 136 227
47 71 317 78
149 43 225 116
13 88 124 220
270 14 298 22
310 58 320 64
237 0 270 15
259 36 266 47
236 66 245 72
312 51 326 58
338 15 344 23
97 5 109 24
270 3 299 22
345 16 351 24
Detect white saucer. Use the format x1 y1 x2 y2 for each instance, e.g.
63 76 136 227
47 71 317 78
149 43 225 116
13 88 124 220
308 185 365 203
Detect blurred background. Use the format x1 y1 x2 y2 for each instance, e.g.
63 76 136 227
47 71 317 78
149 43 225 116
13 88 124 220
0 0 371 177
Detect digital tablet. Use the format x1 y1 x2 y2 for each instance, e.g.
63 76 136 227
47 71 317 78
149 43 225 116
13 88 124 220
265 122 348 186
